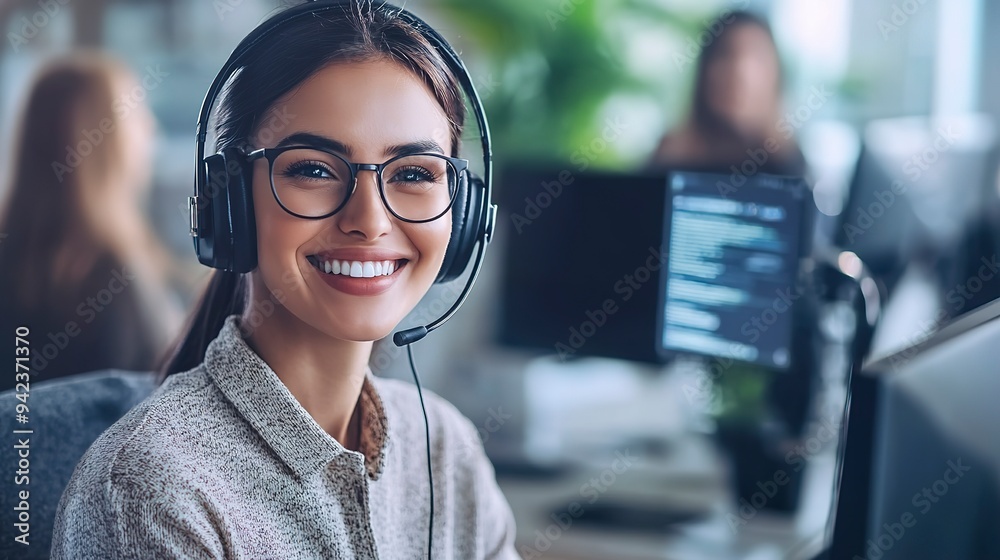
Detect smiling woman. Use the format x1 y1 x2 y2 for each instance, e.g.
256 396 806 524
240 59 457 345
49 2 516 559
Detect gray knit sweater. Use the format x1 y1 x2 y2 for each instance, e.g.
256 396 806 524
50 315 519 559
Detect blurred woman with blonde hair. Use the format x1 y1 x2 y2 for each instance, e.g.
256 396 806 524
0 52 186 391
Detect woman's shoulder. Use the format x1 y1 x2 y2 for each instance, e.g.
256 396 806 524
650 125 710 168
52 367 244 558
67 367 226 488
370 375 500 492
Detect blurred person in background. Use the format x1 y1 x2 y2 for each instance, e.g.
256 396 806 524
649 11 816 514
0 52 187 392
650 10 806 176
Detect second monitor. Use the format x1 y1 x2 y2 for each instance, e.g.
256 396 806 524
498 167 812 369
658 171 811 370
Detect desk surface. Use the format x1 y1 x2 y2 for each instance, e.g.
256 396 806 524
497 434 832 560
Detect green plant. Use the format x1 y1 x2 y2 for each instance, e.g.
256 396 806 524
712 362 772 426
436 0 701 168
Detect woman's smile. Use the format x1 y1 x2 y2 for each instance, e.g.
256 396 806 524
305 249 411 297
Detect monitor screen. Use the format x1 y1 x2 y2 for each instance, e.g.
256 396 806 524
834 115 998 280
658 171 809 370
828 300 1000 559
497 167 667 363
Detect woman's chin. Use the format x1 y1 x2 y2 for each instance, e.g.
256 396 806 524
319 320 400 344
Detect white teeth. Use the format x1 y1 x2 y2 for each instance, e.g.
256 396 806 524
316 258 399 277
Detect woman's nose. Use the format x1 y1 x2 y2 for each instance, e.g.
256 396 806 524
336 169 392 240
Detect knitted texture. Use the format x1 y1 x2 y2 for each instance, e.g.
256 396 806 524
51 315 519 559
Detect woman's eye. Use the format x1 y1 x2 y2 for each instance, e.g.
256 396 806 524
283 162 336 180
391 166 435 184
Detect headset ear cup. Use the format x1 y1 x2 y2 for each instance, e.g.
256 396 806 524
222 146 258 273
199 153 234 271
436 170 468 283
437 171 485 283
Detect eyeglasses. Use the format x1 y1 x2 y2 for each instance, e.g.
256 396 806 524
246 146 468 223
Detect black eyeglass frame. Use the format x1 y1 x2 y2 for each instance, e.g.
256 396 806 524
246 145 469 224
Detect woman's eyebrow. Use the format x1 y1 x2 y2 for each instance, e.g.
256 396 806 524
275 132 352 155
272 133 444 159
385 140 445 158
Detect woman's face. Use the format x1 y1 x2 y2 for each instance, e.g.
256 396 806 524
248 60 454 342
705 23 781 134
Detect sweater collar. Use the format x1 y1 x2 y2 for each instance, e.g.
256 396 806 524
204 315 389 481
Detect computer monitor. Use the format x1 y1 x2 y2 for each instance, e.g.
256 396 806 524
835 114 998 283
827 299 1000 559
497 167 667 363
657 171 812 371
498 167 813 368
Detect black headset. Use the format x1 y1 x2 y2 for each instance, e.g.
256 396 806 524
188 0 496 290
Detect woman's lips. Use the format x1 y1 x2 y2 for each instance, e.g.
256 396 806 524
308 256 404 278
306 255 408 296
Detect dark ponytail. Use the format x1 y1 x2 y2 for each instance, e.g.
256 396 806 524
156 271 247 383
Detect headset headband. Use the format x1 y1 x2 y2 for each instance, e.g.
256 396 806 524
194 0 492 206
